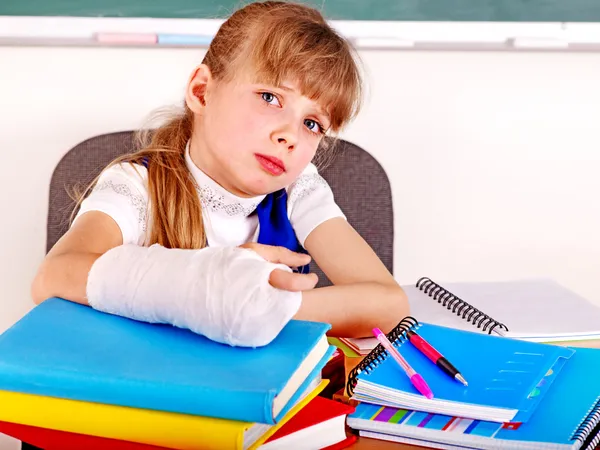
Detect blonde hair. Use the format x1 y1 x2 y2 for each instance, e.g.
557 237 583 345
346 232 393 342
74 1 363 250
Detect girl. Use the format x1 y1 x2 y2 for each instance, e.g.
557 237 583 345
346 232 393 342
31 1 408 347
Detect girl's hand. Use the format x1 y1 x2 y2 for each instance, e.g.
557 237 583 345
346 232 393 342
239 243 318 292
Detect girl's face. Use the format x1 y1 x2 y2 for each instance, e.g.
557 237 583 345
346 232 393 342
188 66 331 198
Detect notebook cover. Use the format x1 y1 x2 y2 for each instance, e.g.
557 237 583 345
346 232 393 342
0 421 171 450
348 348 600 449
0 298 331 424
352 321 574 423
264 396 355 442
0 344 333 450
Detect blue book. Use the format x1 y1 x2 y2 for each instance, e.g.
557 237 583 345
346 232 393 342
0 298 334 424
348 347 600 449
348 317 575 423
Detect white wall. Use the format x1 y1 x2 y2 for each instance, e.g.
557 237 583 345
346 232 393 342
1 46 599 340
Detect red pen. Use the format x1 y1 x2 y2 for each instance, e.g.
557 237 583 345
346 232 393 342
407 330 468 386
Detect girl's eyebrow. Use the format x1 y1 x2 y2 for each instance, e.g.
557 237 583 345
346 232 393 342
276 83 331 123
277 84 295 93
314 106 331 126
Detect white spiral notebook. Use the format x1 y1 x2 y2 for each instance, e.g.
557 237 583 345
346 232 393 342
342 277 600 354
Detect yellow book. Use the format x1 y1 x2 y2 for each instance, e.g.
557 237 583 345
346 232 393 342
0 380 328 450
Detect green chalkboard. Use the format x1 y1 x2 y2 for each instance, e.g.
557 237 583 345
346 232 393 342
2 0 600 22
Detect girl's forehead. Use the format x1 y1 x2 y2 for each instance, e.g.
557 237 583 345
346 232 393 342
232 66 303 94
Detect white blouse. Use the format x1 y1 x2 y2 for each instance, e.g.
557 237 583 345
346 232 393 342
73 144 346 248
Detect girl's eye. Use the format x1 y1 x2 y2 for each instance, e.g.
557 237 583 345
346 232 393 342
261 92 280 107
304 118 325 135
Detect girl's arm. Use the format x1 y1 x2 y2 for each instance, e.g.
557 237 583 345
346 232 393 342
31 211 124 305
32 213 316 305
297 217 409 337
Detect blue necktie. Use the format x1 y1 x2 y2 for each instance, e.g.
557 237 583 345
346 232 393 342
256 189 310 274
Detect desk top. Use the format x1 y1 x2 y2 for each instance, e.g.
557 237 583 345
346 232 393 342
350 435 417 449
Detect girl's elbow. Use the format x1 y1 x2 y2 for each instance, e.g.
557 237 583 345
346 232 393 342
31 273 48 305
376 285 410 334
31 263 53 305
349 285 409 337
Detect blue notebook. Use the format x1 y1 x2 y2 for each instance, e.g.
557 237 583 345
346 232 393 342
347 317 574 423
348 347 600 449
0 298 334 424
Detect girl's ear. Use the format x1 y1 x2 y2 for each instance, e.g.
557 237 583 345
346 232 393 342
185 64 212 114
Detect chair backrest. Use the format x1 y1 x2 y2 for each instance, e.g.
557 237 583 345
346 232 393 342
48 131 394 287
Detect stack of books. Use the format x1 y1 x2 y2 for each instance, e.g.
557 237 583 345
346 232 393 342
0 298 355 449
345 316 600 449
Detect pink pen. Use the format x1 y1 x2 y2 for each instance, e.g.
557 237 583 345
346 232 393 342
372 328 434 399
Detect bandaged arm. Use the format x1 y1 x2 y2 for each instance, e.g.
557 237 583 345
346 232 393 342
86 244 301 347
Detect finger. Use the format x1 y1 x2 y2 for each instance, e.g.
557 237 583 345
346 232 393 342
269 269 318 292
238 243 275 262
245 243 311 267
269 246 312 267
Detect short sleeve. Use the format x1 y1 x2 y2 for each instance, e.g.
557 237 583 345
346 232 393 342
287 163 346 246
72 162 149 245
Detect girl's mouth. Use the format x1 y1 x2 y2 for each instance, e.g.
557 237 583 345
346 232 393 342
254 154 286 175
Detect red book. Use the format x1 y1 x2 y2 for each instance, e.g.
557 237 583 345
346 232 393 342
262 396 355 450
0 421 171 450
323 435 357 450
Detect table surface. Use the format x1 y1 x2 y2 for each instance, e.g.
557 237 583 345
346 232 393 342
342 339 600 449
350 435 416 449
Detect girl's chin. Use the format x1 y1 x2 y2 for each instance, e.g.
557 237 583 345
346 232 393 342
237 174 288 197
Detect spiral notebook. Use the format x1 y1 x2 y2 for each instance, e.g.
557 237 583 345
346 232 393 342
347 317 575 423
340 277 600 355
348 346 600 450
408 277 600 341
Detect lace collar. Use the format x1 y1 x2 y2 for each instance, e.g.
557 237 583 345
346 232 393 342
185 142 266 218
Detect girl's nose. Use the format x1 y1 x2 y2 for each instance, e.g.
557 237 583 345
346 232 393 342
271 124 298 152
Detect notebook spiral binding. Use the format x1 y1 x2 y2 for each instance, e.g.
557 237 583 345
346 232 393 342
572 397 600 449
582 422 600 450
416 277 509 335
346 316 419 396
